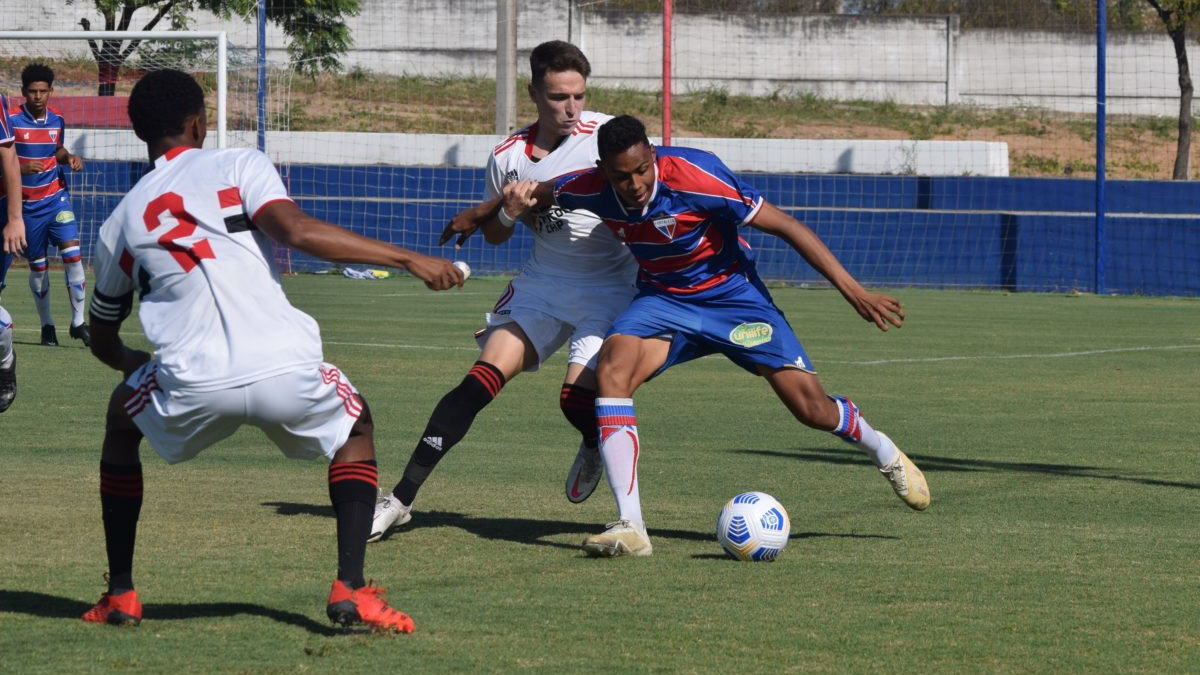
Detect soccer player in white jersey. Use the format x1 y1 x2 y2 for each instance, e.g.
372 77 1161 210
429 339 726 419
369 41 638 541
80 69 463 632
1 91 27 413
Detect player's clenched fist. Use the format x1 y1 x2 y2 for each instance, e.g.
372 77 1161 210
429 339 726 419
404 254 466 291
502 180 539 217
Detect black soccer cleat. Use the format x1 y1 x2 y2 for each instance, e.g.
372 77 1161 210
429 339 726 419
0 353 15 414
40 324 59 346
69 323 92 347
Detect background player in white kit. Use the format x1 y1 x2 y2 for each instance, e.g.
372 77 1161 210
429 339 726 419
1 91 27 413
370 41 637 541
81 69 463 632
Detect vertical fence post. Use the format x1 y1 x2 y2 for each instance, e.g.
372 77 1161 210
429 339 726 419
1096 0 1107 294
495 0 518 136
256 0 267 153
662 0 672 145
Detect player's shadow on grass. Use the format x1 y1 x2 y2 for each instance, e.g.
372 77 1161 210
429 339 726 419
739 447 1200 490
0 590 343 635
260 502 896 550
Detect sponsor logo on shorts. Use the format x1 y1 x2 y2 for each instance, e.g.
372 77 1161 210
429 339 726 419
729 321 773 347
794 355 809 369
56 210 76 224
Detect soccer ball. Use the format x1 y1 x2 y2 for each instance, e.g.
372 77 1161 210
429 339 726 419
715 491 790 562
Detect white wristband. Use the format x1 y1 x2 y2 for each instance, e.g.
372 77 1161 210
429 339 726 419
497 206 516 228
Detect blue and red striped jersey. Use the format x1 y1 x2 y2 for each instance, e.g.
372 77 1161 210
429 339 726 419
553 145 764 295
8 103 67 204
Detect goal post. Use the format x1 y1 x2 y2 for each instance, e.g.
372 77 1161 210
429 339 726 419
0 30 229 148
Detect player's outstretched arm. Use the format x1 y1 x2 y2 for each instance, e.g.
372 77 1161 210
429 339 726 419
255 201 464 291
0 142 25 254
750 202 904 332
441 196 504 248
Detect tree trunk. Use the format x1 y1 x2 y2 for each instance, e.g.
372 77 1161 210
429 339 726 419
1168 25 1193 179
96 42 123 97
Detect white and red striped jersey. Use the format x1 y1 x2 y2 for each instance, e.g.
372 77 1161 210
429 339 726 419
90 146 324 392
486 110 636 283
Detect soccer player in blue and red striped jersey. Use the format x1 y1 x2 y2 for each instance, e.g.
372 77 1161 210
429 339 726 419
0 89 26 413
7 63 89 347
485 114 931 556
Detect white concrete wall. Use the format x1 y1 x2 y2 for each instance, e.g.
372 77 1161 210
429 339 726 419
68 129 1008 176
0 0 1185 117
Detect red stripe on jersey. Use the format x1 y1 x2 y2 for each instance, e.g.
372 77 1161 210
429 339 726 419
660 155 756 207
163 146 191 161
493 127 531 156
12 127 57 144
22 181 63 202
572 120 598 136
522 122 540 160
641 263 740 295
217 186 242 208
118 249 135 278
250 197 294 222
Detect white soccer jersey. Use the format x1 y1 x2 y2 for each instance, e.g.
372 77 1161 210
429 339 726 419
90 146 323 392
486 111 637 283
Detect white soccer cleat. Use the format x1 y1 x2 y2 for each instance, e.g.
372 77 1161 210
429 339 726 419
565 441 604 504
368 494 412 543
581 519 653 558
878 436 931 511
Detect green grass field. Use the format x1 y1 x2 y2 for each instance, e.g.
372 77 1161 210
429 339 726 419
1 276 1197 674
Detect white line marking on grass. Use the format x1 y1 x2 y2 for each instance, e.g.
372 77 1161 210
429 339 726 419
830 343 1200 366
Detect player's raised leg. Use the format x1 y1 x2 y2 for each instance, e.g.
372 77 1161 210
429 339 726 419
763 368 930 510
0 304 15 413
370 325 529 542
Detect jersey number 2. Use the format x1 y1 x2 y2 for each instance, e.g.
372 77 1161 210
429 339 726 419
143 192 216 272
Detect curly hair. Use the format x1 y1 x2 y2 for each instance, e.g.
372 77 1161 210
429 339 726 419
597 115 650 161
21 63 54 89
128 69 206 143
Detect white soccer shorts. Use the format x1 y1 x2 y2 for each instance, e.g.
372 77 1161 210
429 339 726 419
123 361 364 464
477 272 637 372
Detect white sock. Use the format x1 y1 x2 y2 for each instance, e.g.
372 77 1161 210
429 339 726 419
595 397 644 528
28 263 53 326
830 395 899 468
0 306 13 367
64 258 87 327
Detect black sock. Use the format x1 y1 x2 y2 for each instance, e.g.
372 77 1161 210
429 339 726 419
99 461 143 593
329 460 377 589
393 361 504 504
560 383 598 448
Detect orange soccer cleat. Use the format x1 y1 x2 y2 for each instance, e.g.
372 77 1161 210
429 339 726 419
326 579 414 634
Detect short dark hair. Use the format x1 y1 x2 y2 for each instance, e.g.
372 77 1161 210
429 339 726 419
128 69 206 143
21 63 54 89
597 115 650 161
529 40 590 87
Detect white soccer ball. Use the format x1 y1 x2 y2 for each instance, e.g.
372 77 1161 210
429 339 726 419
716 491 790 562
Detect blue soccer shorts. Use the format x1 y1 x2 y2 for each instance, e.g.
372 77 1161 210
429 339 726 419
608 276 815 379
22 194 80 259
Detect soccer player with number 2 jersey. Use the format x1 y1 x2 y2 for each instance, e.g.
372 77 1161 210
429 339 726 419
80 69 464 631
487 114 931 557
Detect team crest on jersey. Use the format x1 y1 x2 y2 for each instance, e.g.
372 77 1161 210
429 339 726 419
729 322 773 347
49 130 58 141
652 216 678 239
56 210 76 224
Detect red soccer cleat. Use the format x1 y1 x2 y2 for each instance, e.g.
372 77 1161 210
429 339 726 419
82 589 142 627
326 579 414 634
